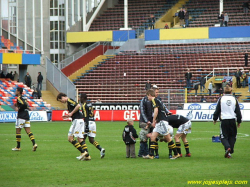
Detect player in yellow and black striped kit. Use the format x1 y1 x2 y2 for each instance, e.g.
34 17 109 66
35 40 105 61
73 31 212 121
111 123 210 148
80 93 105 158
12 87 37 151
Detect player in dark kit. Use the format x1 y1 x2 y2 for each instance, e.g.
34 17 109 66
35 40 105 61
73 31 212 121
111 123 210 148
166 115 192 158
57 92 90 161
144 89 180 159
79 93 105 159
12 87 38 151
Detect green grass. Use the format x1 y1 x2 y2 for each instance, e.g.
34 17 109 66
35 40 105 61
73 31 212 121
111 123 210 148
0 121 249 187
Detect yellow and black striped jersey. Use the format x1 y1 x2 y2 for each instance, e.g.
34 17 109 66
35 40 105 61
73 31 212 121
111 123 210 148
67 98 83 120
152 98 168 122
16 96 29 120
81 102 94 123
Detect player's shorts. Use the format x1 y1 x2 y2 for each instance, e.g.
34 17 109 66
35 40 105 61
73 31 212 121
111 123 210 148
176 120 192 134
68 119 85 138
153 120 172 136
84 121 97 137
15 118 30 128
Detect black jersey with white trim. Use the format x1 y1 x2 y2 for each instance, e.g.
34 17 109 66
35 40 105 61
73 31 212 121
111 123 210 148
167 115 189 128
81 102 95 123
16 96 30 120
152 98 168 122
67 98 83 120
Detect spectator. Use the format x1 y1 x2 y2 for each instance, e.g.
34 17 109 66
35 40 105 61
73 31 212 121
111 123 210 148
122 118 138 158
46 109 52 121
242 71 247 88
218 12 224 27
184 8 189 27
164 23 169 29
222 79 227 90
37 72 43 91
145 80 152 90
200 96 207 103
185 68 192 88
193 81 199 97
6 71 11 79
235 68 242 88
178 8 185 27
177 103 183 109
224 13 229 27
243 1 249 14
248 72 250 92
0 71 5 78
37 88 42 99
24 72 32 88
95 99 102 103
32 88 38 99
13 71 19 81
245 51 248 67
148 15 155 30
208 81 213 96
199 76 206 92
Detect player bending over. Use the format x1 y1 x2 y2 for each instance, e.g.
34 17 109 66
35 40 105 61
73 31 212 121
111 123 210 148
144 89 180 159
166 114 191 158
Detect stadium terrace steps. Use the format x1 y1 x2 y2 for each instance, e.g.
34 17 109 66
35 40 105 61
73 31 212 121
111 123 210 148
73 41 250 105
186 0 250 27
41 91 66 110
89 0 178 35
68 55 114 82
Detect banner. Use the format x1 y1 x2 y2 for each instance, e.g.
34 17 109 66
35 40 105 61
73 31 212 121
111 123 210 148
52 110 177 121
0 111 48 122
92 103 140 110
176 110 247 121
184 103 246 110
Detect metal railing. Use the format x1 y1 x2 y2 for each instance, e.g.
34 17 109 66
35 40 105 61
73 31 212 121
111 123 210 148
46 57 76 100
58 41 102 70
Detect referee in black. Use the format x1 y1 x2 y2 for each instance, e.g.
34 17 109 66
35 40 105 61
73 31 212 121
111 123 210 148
213 85 242 158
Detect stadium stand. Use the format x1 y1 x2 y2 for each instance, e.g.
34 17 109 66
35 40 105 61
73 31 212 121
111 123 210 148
89 0 178 35
0 36 27 53
187 0 250 27
73 41 250 106
0 79 53 111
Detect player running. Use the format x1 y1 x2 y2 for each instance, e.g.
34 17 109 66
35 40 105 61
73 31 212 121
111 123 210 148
79 93 105 159
57 93 90 161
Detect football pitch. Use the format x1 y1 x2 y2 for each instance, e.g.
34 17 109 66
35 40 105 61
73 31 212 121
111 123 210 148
0 121 249 187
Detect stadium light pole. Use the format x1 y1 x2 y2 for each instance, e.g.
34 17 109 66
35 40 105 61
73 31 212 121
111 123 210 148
82 0 86 31
0 0 1 36
8 0 10 40
77 0 81 21
24 0 27 50
40 0 43 53
65 0 69 30
16 1 19 46
124 0 128 29
72 0 75 25
219 0 223 14
32 0 35 54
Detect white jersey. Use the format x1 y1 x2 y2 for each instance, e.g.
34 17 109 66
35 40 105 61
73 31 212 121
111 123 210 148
213 94 242 123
